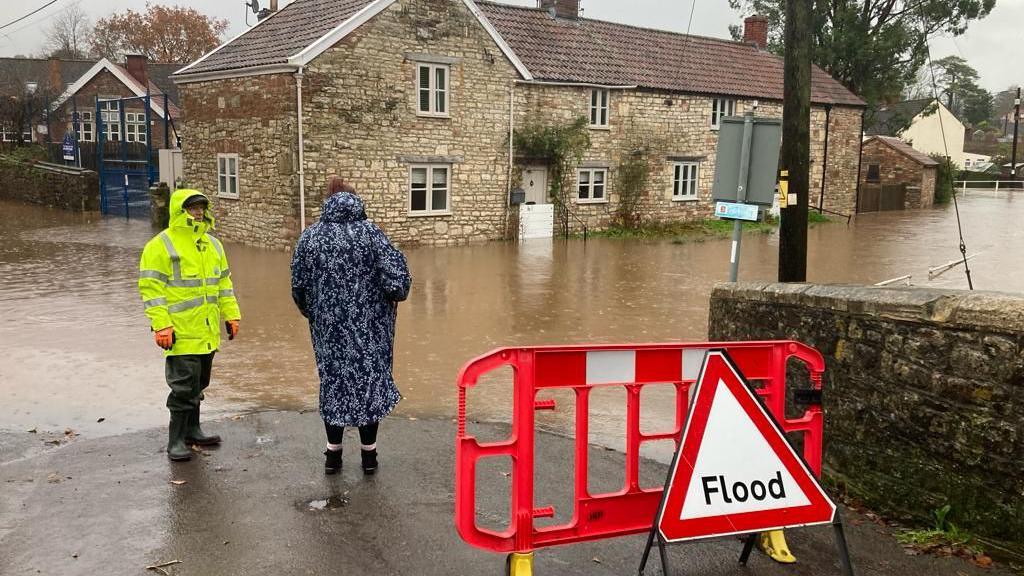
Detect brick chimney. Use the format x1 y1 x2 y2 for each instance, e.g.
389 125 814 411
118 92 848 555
743 15 769 49
539 0 580 19
48 57 62 93
125 54 149 87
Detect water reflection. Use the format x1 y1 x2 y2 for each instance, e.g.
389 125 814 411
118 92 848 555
2 194 1021 443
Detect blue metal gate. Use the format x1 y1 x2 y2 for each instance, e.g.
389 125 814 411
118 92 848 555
97 94 156 218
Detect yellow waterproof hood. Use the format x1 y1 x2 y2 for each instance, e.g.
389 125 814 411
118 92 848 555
169 189 215 233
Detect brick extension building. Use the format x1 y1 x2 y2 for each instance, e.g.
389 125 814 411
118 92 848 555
173 0 865 249
859 135 938 211
0 55 182 149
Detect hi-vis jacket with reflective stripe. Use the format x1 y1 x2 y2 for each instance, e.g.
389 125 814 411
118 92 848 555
138 189 241 356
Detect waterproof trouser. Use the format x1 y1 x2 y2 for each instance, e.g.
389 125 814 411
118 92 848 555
166 352 215 412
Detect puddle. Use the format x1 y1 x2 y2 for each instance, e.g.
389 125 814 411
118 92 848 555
306 495 350 511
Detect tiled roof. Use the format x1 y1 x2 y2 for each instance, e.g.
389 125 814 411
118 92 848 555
865 98 936 136
867 135 939 166
476 2 864 107
0 57 94 95
179 0 375 75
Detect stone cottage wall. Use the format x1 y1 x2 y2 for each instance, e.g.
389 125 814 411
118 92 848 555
516 85 862 233
708 282 1024 545
178 74 299 249
301 0 520 246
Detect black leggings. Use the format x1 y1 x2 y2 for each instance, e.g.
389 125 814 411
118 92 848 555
325 421 379 447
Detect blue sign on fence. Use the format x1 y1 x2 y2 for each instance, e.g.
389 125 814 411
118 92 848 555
61 133 76 162
714 201 760 222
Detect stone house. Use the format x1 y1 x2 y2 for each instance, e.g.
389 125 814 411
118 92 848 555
858 135 937 211
0 55 182 149
172 0 865 249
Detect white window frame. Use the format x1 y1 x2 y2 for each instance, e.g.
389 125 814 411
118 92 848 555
408 164 451 216
589 89 610 128
125 112 147 143
77 111 94 142
217 153 239 199
416 63 450 118
99 99 122 142
576 168 608 203
672 161 700 201
711 98 736 130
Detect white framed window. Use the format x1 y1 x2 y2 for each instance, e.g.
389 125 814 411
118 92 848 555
672 161 700 200
99 100 122 142
75 111 94 142
417 63 449 117
409 165 450 215
217 154 239 199
590 89 609 128
0 125 14 142
125 112 147 143
711 98 736 130
577 168 607 203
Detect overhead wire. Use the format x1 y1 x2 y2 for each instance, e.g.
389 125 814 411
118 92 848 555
0 0 61 31
918 13 974 290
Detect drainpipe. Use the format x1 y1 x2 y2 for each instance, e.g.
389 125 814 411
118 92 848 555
506 81 515 237
817 104 832 212
854 108 865 214
295 67 306 230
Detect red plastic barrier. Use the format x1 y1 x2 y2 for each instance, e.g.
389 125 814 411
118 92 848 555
455 341 825 554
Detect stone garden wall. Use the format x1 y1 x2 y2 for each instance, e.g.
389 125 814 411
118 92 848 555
709 282 1024 544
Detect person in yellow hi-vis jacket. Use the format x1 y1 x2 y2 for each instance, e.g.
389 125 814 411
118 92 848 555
138 189 241 462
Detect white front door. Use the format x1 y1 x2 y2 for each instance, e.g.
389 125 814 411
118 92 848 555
522 165 548 205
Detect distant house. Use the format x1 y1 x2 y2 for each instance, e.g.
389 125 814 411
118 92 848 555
866 98 965 168
173 0 865 249
859 135 937 211
962 152 992 172
0 55 183 149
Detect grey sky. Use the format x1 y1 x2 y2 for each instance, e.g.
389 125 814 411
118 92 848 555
1 0 1020 93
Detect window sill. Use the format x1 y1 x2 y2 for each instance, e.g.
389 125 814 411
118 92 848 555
408 210 452 217
588 125 611 131
217 193 240 200
574 199 609 205
671 197 700 202
416 112 451 119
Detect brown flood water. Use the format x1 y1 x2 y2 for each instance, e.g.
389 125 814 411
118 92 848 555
2 191 1022 450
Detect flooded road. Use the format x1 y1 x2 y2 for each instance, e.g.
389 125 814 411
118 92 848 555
2 192 1022 445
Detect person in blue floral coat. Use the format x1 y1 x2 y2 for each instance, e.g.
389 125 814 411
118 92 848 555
290 178 412 475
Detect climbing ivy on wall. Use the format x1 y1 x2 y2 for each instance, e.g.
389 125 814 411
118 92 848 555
615 147 650 228
513 116 591 235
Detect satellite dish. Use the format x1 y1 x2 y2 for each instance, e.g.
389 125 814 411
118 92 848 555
247 0 260 14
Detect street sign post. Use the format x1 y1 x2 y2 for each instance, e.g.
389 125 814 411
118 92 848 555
711 112 782 282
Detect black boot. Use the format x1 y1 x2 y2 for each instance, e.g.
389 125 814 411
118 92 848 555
185 405 221 446
360 449 378 475
167 412 192 462
324 449 342 475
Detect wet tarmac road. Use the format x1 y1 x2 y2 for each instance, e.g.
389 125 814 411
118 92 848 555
2 193 1022 447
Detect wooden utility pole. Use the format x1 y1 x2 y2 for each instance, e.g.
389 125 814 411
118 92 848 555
778 0 812 282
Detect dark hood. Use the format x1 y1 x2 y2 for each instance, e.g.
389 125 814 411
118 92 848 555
321 192 367 224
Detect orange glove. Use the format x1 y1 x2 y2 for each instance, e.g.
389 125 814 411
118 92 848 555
155 327 175 350
226 320 239 340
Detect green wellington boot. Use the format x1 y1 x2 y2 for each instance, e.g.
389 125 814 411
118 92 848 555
167 411 192 462
185 405 222 446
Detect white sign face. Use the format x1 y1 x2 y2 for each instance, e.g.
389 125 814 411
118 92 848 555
679 380 810 520
657 350 836 542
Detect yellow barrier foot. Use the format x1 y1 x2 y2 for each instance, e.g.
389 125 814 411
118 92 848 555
506 552 534 576
758 530 797 564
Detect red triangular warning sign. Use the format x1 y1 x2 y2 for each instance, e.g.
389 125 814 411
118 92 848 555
657 350 836 542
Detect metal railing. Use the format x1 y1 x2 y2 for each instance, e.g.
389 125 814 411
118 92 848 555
956 180 1024 193
815 206 853 225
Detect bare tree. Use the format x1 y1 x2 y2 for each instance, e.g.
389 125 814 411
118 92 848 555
45 5 93 59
